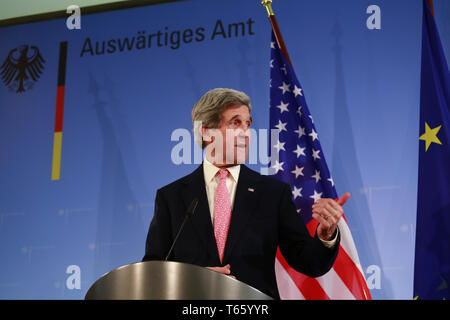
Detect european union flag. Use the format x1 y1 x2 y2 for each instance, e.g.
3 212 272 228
414 0 450 300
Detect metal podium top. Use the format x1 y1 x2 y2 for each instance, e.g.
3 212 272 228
85 261 273 300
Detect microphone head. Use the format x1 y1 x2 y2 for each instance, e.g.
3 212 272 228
187 198 198 216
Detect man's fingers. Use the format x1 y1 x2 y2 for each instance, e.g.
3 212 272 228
206 265 236 279
314 199 342 213
206 265 231 275
312 212 330 229
312 205 337 224
313 200 343 221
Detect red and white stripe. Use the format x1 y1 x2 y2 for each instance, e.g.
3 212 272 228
275 215 372 300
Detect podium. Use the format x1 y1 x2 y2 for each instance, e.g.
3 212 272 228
85 261 273 300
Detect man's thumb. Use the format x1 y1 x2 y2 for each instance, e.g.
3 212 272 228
338 192 351 206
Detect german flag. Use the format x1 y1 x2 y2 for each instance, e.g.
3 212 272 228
51 41 67 181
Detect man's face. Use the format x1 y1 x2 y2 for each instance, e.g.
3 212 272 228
203 105 252 167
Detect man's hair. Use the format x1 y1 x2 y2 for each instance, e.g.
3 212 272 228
192 88 252 149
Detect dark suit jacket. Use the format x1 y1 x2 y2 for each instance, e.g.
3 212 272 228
143 164 339 299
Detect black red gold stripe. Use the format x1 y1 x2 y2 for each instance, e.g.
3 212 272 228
51 41 68 181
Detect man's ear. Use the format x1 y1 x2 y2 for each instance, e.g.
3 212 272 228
201 125 214 143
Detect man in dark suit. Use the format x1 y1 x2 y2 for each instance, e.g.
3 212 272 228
143 88 349 299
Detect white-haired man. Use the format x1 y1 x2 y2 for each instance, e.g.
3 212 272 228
143 88 348 299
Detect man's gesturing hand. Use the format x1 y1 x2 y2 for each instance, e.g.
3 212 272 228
206 264 236 279
312 192 350 241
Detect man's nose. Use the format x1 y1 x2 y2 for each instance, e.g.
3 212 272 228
236 127 250 137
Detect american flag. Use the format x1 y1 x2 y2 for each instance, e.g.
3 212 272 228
269 31 371 300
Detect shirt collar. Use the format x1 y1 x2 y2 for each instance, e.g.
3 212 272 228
203 157 241 183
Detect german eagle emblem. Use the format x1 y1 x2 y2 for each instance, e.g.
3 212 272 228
1 45 45 93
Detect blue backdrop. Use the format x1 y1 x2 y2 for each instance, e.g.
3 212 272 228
0 0 449 299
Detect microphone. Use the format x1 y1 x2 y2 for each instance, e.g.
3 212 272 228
165 198 198 261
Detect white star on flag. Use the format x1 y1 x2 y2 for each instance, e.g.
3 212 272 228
312 149 321 160
273 140 286 152
291 165 305 179
293 85 303 97
292 186 303 199
312 170 321 183
310 190 323 202
275 120 288 132
278 81 291 94
293 145 306 158
294 125 306 138
328 177 335 186
271 160 284 174
309 129 319 141
276 101 289 113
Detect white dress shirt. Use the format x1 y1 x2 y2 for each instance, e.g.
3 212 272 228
202 158 338 248
203 157 240 223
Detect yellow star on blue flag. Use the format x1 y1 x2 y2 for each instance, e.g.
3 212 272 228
419 122 442 151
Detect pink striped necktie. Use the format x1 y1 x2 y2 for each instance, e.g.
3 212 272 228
213 169 232 264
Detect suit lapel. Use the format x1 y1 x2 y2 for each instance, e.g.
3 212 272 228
181 165 221 265
181 164 261 266
223 165 260 263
